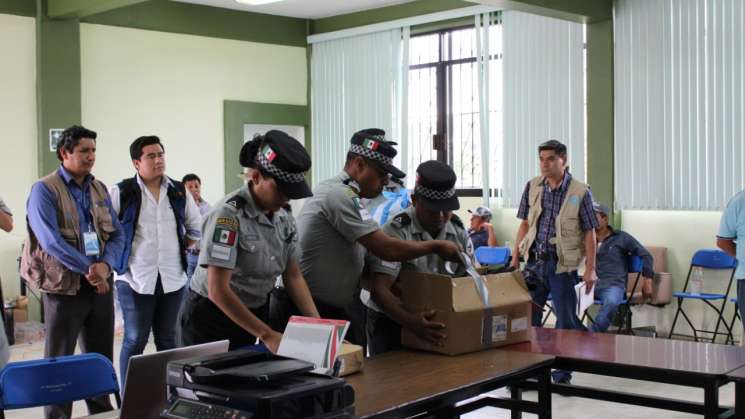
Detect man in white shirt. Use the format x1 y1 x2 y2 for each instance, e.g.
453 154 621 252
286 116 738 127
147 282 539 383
182 173 211 279
110 136 202 387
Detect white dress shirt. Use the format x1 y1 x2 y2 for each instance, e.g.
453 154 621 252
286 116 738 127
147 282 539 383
110 175 202 294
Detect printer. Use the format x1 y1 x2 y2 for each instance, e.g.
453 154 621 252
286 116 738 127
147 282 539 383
162 349 355 419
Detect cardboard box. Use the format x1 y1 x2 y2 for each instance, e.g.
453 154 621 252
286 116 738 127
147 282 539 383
336 343 364 377
400 270 532 355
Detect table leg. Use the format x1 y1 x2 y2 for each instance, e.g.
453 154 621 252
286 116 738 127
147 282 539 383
736 381 745 419
510 385 523 419
537 367 552 419
704 380 719 419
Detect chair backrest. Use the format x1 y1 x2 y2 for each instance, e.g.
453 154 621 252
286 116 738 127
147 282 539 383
474 246 511 266
0 353 119 410
628 254 643 273
691 249 737 270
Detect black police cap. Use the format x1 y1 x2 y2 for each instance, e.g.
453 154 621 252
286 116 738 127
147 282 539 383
349 128 406 179
414 160 459 212
239 130 312 200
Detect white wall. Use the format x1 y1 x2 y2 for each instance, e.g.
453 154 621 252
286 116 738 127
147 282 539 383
0 14 37 299
80 24 308 202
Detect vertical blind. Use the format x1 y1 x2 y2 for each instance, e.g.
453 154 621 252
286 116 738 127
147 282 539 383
615 0 745 210
310 29 405 185
500 11 585 207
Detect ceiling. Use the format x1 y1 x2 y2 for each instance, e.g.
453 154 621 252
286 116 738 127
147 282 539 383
171 0 418 20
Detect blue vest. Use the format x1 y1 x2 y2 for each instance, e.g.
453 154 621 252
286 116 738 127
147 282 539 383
113 176 188 275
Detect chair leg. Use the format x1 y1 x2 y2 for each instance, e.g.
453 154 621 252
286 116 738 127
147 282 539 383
668 298 684 339
728 303 741 345
703 300 734 344
679 305 699 342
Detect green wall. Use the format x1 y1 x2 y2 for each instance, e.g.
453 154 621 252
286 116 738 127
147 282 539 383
586 19 614 209
0 0 36 17
83 0 306 47
223 101 308 193
36 0 81 175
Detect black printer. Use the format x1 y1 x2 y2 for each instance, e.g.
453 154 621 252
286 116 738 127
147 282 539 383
162 349 355 419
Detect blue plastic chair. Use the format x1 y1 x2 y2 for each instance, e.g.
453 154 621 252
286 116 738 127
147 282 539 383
474 246 511 266
581 255 645 334
668 249 738 343
0 353 121 412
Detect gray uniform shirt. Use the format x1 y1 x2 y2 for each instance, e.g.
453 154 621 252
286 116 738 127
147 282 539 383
371 206 471 279
190 186 300 309
297 171 379 308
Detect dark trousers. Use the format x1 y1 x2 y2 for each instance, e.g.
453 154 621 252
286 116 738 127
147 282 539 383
180 290 267 350
43 280 114 419
115 277 186 388
526 256 585 383
268 288 367 348
366 308 401 356
311 299 367 348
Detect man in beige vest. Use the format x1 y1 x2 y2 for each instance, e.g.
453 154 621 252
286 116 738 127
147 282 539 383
510 139 598 384
24 125 125 419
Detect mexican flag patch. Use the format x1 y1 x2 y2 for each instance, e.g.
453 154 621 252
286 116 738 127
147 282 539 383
363 139 379 150
262 145 277 162
213 228 236 246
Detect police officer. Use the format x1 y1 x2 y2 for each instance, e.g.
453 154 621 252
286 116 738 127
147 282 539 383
181 130 319 352
367 160 472 355
295 129 461 345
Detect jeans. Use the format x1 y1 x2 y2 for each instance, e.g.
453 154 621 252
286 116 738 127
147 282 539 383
526 257 584 382
186 251 199 280
590 286 626 333
738 280 745 338
115 277 186 388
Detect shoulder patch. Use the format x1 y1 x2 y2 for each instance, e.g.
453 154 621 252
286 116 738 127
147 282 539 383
215 217 239 230
392 212 411 228
450 213 464 229
224 194 247 211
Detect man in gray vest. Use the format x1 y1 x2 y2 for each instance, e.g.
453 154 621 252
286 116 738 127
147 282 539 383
510 139 598 384
296 129 461 345
24 125 125 419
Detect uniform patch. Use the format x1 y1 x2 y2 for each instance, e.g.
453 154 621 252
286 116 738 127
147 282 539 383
225 195 247 210
568 195 580 206
211 244 232 261
392 213 411 228
213 228 237 246
216 217 239 230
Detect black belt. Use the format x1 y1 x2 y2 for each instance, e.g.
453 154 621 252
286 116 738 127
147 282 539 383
532 251 556 262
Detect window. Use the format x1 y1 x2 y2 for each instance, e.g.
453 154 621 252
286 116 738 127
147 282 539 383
407 22 503 192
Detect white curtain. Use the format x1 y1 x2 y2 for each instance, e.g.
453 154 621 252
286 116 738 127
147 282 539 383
615 0 745 210
310 29 406 185
475 13 493 206
500 11 585 207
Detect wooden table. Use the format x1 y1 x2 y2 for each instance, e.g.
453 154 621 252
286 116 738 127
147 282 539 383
505 327 745 419
344 349 554 418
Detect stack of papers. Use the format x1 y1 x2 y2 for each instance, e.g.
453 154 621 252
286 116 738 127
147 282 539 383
574 282 595 318
277 316 350 375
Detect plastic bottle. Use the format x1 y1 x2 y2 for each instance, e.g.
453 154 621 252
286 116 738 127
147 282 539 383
689 266 704 295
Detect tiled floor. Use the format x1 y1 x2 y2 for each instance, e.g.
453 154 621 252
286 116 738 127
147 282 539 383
4 332 739 418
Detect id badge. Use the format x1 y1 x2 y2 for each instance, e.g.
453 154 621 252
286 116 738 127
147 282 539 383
83 231 100 256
